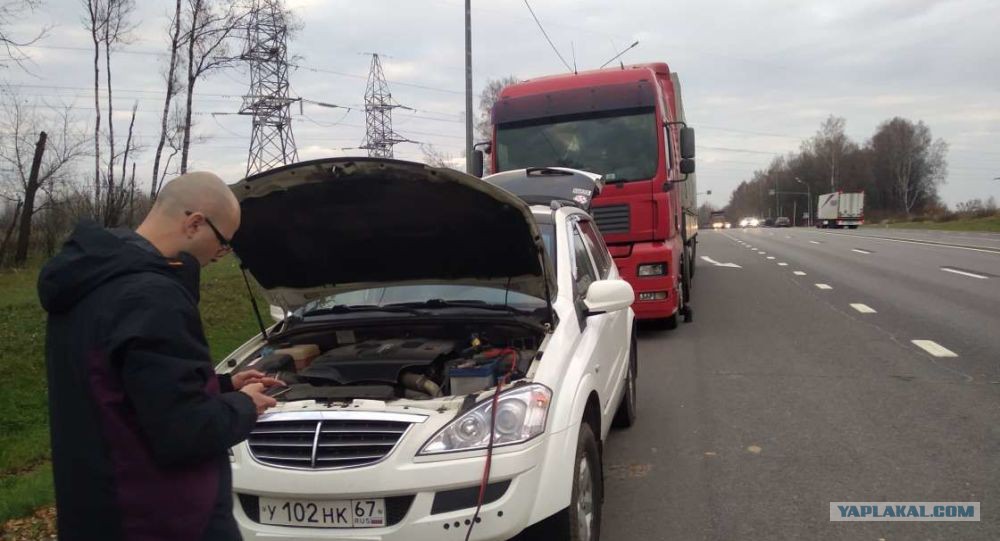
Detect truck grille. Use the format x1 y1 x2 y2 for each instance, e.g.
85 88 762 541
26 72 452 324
592 204 630 234
248 414 416 470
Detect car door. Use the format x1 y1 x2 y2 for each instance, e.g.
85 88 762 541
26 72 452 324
568 216 620 423
578 218 631 388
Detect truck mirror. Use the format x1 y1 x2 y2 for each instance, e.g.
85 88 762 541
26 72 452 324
471 150 484 177
680 127 696 159
680 158 696 175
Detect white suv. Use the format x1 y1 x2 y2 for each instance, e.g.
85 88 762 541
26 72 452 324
219 158 638 541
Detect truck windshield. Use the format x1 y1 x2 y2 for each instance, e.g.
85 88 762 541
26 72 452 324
496 107 659 182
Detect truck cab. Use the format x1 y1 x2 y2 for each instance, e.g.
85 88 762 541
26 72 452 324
486 63 697 328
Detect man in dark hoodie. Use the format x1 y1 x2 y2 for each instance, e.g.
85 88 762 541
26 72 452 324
38 172 282 541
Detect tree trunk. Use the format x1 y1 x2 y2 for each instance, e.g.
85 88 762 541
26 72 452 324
0 200 23 267
180 0 200 175
151 0 183 199
14 131 47 266
91 29 102 220
103 26 117 226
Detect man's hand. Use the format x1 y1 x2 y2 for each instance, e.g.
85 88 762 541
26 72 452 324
231 369 285 391
240 383 278 415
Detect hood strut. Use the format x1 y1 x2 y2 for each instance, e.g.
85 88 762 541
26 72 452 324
241 265 269 341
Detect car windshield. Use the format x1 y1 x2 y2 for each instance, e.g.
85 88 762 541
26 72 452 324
296 224 556 316
496 107 659 182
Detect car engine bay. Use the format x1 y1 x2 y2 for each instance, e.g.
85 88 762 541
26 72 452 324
229 323 543 402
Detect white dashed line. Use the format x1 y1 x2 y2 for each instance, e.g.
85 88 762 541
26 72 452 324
852 249 872 254
778 262 788 266
850 303 877 313
940 267 988 280
767 256 775 260
912 340 958 358
759 251 767 255
815 283 832 290
809 241 821 245
793 271 807 276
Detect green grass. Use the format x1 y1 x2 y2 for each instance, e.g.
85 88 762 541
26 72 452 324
869 215 1000 232
0 254 267 523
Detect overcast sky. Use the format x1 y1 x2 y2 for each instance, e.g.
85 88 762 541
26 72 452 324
6 0 999 207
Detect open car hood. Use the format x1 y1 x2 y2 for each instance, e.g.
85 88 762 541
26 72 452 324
230 158 556 314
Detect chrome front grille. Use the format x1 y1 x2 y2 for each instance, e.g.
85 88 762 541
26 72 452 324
592 204 630 234
247 412 424 470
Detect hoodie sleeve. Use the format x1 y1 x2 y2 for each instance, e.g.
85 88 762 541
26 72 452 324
108 279 258 467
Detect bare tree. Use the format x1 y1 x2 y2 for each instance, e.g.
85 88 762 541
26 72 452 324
0 93 87 266
0 0 48 71
151 0 185 199
419 143 459 170
803 116 854 193
0 199 22 265
82 0 106 217
100 0 136 223
476 75 518 143
868 117 948 216
179 0 247 173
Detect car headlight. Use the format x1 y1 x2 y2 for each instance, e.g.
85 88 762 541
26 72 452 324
637 262 667 276
419 384 552 455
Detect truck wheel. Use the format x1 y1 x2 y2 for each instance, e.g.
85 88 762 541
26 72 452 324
612 329 638 428
518 424 603 541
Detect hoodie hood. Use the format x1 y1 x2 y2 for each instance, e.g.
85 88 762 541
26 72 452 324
38 220 199 314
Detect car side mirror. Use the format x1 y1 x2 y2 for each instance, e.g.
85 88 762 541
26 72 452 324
680 158 696 175
680 127 695 159
584 279 634 316
471 149 485 178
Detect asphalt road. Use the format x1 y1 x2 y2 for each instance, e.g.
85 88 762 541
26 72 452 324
600 227 999 540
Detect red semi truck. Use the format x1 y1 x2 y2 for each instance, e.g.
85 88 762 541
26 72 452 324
477 63 697 327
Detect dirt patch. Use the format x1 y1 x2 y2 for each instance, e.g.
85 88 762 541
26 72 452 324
0 506 56 541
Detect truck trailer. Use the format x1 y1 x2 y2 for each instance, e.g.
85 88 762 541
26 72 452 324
482 63 697 328
816 191 865 228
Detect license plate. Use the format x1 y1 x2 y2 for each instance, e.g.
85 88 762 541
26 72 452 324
258 496 386 528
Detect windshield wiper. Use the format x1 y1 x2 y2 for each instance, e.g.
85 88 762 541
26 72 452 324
299 304 424 317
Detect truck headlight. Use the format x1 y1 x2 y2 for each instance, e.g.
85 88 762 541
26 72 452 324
637 263 667 276
419 384 552 455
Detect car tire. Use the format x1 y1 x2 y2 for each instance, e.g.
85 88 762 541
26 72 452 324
612 330 638 428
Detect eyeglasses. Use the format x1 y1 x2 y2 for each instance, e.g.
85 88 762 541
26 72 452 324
185 210 232 252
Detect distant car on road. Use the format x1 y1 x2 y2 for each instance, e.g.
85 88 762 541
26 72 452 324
763 218 775 227
775 217 791 227
739 217 760 228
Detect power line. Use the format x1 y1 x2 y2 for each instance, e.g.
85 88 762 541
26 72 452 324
522 0 573 72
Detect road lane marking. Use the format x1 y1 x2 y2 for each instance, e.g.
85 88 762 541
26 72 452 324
815 283 832 290
852 249 872 254
793 271 807 276
759 251 767 254
767 256 775 260
940 267 988 280
700 256 742 268
912 340 958 358
809 241 821 245
785 235 792 239
814 231 1000 254
850 303 877 313
778 262 788 266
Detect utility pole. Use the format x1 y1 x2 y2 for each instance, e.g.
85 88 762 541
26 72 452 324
240 0 298 176
360 54 412 158
795 176 812 227
464 0 473 173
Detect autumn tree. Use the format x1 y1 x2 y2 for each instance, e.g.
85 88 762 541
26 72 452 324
867 117 947 216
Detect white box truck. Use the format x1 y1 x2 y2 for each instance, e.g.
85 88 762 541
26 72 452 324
816 191 864 228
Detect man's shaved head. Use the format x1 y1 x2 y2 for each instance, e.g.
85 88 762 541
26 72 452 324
137 171 241 266
154 171 239 220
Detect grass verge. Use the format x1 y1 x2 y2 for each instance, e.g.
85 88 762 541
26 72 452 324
869 215 1000 232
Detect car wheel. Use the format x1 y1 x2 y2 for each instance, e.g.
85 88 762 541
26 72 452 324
518 424 603 541
612 330 638 428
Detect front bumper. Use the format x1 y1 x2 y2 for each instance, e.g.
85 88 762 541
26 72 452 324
232 426 573 541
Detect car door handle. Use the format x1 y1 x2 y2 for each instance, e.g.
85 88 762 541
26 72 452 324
595 363 600 373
